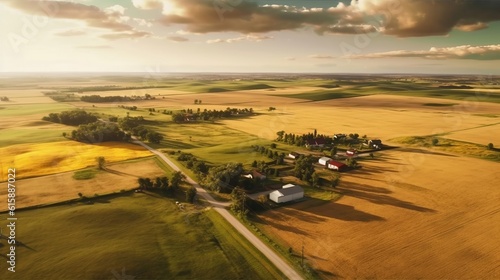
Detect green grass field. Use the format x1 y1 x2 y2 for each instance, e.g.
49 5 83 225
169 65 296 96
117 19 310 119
0 194 280 280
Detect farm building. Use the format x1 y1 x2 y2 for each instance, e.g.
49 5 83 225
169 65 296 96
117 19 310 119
288 152 301 159
318 157 332 165
346 149 358 157
269 185 304 203
368 139 383 149
242 170 266 180
305 138 326 148
327 160 348 171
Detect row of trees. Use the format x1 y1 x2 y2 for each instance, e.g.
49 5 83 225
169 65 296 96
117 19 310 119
137 171 185 195
0 96 9 101
251 145 285 165
71 122 131 143
276 130 366 147
137 172 197 203
43 110 97 126
172 107 253 123
177 153 209 175
81 94 154 103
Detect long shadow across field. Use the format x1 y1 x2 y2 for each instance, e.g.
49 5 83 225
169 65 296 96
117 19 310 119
288 198 386 222
338 183 435 213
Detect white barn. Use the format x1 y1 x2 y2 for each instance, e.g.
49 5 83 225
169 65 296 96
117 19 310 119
269 185 304 203
318 157 332 165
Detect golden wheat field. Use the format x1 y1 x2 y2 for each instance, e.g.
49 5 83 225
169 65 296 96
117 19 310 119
257 149 500 279
0 158 167 211
0 141 152 181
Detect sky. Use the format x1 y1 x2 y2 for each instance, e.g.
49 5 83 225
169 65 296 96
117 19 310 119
1 0 500 74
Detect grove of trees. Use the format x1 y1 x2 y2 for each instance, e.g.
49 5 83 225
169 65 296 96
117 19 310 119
172 107 253 123
71 122 130 143
43 110 98 126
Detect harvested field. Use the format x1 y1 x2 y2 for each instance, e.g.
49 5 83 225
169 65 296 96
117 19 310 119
256 149 500 279
0 157 168 211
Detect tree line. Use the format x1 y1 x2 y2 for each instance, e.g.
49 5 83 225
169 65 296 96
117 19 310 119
43 110 98 126
71 122 131 143
172 107 253 123
81 93 154 103
137 171 197 203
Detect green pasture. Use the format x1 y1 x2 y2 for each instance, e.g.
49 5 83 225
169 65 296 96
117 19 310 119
0 194 280 280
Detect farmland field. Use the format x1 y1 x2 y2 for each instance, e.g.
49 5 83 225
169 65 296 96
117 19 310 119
0 141 153 180
0 157 171 211
0 194 281 280
0 74 499 279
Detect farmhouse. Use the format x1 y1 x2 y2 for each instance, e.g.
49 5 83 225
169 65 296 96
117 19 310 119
269 184 304 203
288 152 301 159
318 157 332 165
368 139 383 149
305 138 326 148
243 170 267 180
346 149 358 157
327 160 348 171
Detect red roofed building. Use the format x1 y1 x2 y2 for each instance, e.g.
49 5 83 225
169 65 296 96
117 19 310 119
327 160 348 171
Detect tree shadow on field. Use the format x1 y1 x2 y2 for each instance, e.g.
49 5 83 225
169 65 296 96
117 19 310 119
338 183 435 213
397 147 458 157
291 199 386 222
258 218 309 236
104 168 137 177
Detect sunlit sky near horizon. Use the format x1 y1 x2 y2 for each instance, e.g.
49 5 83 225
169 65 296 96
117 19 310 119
1 0 500 74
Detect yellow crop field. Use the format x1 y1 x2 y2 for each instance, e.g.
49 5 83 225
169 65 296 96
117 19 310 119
0 141 152 181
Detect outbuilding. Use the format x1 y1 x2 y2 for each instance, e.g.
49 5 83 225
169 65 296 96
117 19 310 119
269 185 304 203
288 152 301 159
327 160 348 171
318 157 332 165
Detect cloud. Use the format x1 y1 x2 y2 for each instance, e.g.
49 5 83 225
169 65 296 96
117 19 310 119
54 29 86 37
206 34 273 44
285 57 296 61
356 0 500 37
155 0 366 34
168 36 189 42
134 0 500 37
100 31 151 40
3 0 151 39
348 44 500 60
309 54 335 59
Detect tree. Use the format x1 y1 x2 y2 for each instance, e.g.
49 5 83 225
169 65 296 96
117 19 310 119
311 172 320 187
487 143 494 150
96 156 106 170
62 132 67 138
194 99 198 104
330 147 337 158
432 138 439 146
330 174 340 188
146 131 164 144
186 186 197 203
345 158 358 168
172 112 185 123
204 163 243 192
276 130 285 141
230 187 248 216
170 171 185 193
293 155 315 183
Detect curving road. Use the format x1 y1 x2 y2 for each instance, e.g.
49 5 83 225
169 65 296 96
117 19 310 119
132 139 303 280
